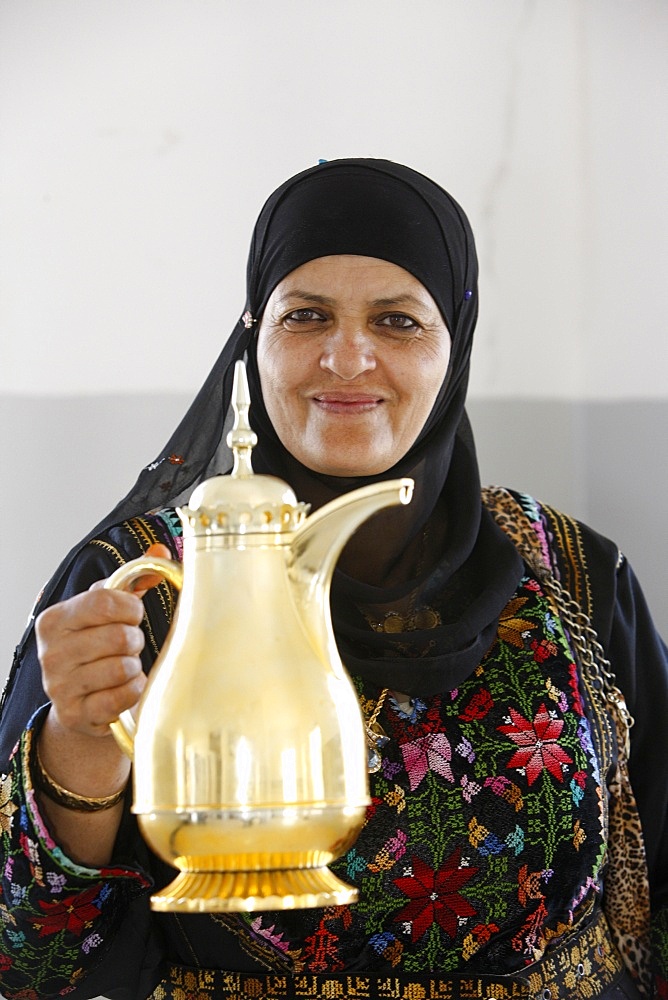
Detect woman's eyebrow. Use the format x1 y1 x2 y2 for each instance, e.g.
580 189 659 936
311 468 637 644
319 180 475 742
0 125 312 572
369 294 426 309
276 290 336 306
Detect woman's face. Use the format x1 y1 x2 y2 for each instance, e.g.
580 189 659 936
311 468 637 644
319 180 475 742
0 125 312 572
256 256 452 477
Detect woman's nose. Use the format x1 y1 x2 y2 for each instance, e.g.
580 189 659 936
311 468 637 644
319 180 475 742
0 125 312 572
320 326 376 380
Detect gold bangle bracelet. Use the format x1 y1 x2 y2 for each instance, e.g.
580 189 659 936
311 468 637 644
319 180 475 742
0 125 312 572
33 744 127 813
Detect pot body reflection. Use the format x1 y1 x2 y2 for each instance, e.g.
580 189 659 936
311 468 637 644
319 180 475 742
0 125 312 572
130 535 368 911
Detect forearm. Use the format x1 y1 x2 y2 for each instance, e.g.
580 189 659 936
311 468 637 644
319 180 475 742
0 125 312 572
36 710 131 867
0 709 151 998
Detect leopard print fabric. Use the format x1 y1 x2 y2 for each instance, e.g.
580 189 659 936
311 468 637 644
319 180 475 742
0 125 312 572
481 486 653 996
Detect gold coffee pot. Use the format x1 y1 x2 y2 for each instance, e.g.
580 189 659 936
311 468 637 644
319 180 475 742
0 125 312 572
105 361 413 914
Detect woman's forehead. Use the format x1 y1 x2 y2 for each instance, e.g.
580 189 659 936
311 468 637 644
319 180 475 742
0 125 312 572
270 255 438 303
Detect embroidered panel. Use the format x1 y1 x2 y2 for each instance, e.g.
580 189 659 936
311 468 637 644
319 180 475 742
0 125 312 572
233 574 607 975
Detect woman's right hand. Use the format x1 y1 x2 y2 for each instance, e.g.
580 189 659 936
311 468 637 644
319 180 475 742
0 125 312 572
35 543 171 739
31 544 172 866
36 585 148 739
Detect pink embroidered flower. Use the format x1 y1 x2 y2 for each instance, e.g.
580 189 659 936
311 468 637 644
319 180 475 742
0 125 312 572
498 703 573 785
250 918 290 953
386 829 408 860
401 733 454 791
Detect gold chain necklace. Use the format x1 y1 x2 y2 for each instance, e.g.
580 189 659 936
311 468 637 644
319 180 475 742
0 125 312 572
359 522 441 772
364 687 390 773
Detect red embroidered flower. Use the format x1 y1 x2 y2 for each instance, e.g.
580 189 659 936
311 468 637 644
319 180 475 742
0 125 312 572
470 921 500 944
394 849 478 941
498 703 573 785
365 795 384 821
302 916 344 972
517 863 545 906
530 638 557 663
34 886 102 938
426 701 443 724
459 689 494 721
0 953 13 972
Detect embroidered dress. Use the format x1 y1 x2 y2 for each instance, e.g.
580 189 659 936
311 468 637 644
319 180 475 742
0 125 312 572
232 580 606 977
0 498 666 999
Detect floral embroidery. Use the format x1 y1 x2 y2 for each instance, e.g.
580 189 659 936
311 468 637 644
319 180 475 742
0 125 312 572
400 733 453 791
34 886 103 937
250 917 291 954
497 597 534 648
0 710 150 997
458 689 493 722
498 703 573 785
394 850 479 942
302 917 344 972
3 504 650 991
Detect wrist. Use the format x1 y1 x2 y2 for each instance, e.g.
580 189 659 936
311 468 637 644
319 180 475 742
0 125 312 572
38 710 131 800
32 739 127 812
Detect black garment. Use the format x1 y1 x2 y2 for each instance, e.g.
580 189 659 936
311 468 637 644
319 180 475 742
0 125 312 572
2 506 665 1000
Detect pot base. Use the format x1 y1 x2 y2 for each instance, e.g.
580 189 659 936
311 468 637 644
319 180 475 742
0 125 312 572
150 864 358 912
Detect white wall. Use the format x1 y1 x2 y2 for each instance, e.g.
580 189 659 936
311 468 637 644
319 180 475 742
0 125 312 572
1 0 667 665
2 0 667 400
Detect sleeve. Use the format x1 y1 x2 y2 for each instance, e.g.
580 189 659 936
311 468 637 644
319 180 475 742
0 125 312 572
0 515 180 769
0 516 181 998
538 502 668 994
0 708 155 999
605 557 668 994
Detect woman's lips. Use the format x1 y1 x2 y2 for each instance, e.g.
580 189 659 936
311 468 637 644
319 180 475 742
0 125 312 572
312 393 383 414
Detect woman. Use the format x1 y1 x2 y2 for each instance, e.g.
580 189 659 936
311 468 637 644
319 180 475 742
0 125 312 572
0 159 666 999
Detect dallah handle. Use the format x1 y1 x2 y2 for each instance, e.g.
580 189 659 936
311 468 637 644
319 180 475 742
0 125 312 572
103 557 184 758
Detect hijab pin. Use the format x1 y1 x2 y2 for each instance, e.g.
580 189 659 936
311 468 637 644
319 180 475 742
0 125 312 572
464 290 473 301
241 310 256 329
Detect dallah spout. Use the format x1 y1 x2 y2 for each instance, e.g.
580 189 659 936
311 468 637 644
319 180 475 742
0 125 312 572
288 478 414 662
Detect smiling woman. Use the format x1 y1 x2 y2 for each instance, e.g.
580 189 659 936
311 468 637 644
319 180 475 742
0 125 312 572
0 158 666 1000
257 255 452 477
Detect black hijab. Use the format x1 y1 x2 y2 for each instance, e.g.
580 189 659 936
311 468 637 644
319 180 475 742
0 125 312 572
16 158 522 696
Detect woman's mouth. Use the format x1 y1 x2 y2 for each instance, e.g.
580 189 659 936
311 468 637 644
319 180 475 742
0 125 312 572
312 394 383 414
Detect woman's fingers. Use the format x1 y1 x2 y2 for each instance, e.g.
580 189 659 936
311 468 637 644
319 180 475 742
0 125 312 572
35 543 175 738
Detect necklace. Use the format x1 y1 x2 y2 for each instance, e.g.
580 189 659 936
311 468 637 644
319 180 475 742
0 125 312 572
364 687 390 773
367 604 442 633
359 522 441 773
363 522 442 634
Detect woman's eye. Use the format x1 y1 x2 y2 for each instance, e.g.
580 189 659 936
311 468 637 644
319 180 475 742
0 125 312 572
284 308 325 324
377 313 420 331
